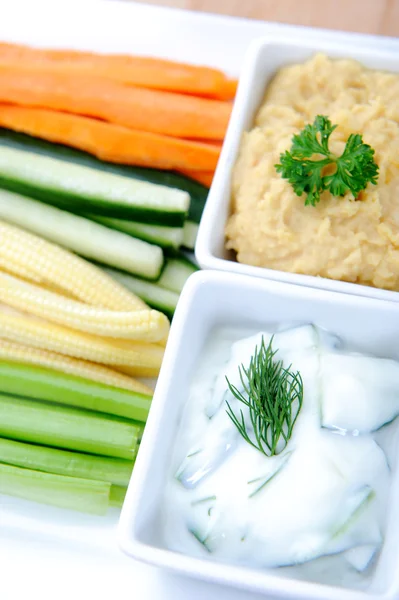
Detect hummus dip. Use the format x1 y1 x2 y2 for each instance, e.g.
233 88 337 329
226 54 399 291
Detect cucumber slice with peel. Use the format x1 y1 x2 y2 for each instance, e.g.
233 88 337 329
158 255 198 293
104 266 179 319
183 221 199 250
87 214 184 250
0 190 163 280
0 128 207 228
0 144 189 225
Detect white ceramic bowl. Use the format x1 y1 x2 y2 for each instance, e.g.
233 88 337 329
195 36 399 303
118 269 399 600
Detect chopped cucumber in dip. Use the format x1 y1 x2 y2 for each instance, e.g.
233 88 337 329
162 324 396 588
320 353 399 433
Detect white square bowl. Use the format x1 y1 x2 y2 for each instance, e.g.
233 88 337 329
118 269 399 600
195 36 399 303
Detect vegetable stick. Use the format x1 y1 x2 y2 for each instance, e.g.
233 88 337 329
0 193 164 280
0 339 153 397
178 169 214 187
0 309 164 369
0 361 152 422
221 78 238 100
0 272 170 342
0 42 237 100
0 462 111 515
0 105 220 171
1 219 147 311
0 67 231 140
104 265 179 320
0 392 142 459
0 437 134 486
117 365 160 379
110 485 127 508
184 140 223 148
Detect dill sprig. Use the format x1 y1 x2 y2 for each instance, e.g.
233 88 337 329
225 336 303 457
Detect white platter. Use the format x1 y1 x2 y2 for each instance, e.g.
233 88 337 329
0 1 398 599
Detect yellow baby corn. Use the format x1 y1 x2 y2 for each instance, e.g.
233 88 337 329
0 339 153 395
0 255 43 284
0 310 164 369
0 260 76 300
0 272 170 343
0 220 147 310
117 365 160 378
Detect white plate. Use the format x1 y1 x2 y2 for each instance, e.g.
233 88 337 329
0 2 398 599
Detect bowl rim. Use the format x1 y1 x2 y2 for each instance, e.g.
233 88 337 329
195 34 399 304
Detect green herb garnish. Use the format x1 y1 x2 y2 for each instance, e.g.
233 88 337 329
275 115 379 207
225 336 303 457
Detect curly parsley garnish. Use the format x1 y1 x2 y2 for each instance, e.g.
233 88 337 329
225 336 303 457
275 115 379 207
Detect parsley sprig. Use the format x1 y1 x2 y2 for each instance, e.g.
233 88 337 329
275 115 379 207
225 336 303 457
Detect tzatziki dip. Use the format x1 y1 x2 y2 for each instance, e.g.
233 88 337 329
162 325 399 588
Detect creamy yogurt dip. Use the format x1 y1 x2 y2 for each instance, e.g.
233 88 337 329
162 325 399 587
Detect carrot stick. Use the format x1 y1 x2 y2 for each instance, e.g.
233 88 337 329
178 169 214 188
0 67 231 140
184 139 223 148
217 79 238 100
0 43 238 100
0 105 220 171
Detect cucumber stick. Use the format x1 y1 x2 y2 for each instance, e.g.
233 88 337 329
0 462 111 515
0 128 207 198
0 128 208 202
104 267 179 319
0 190 163 279
0 362 152 422
88 214 184 250
183 221 199 250
0 128 207 247
0 144 190 225
0 392 141 459
158 256 198 293
0 437 134 486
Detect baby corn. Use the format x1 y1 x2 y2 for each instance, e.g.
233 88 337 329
117 365 160 379
0 309 164 370
0 339 153 395
0 272 170 342
0 220 147 310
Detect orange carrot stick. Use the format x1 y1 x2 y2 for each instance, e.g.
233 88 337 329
0 67 231 140
217 79 238 100
178 169 214 188
184 139 223 148
0 105 220 171
0 43 238 100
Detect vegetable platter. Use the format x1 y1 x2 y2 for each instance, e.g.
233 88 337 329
0 1 398 599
